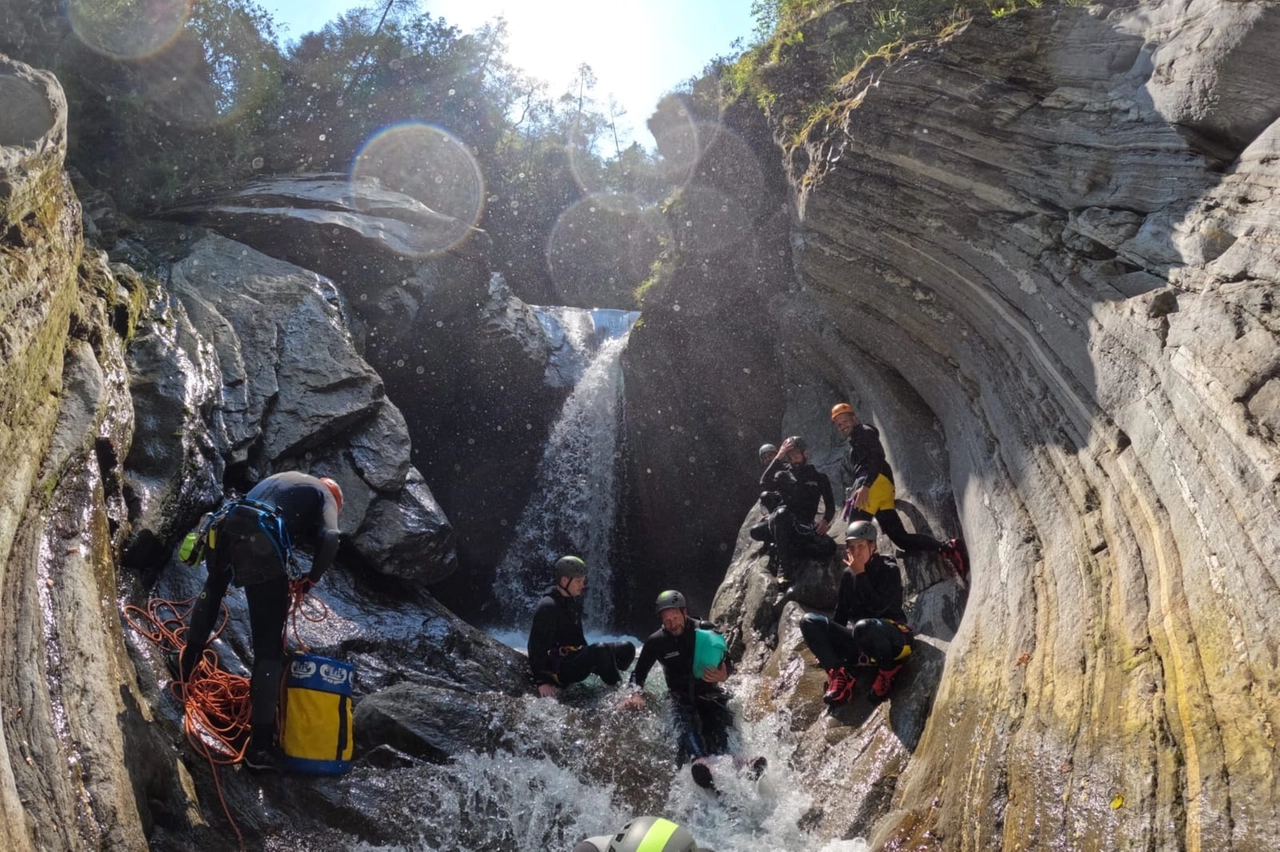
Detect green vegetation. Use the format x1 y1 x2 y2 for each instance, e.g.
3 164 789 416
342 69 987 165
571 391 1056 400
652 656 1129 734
0 0 682 308
730 0 1052 148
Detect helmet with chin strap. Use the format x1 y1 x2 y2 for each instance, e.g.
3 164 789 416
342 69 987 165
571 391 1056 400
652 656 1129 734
555 555 588 579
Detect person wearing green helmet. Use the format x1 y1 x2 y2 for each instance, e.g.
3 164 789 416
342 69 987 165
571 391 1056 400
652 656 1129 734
573 815 711 852
527 555 636 697
621 590 756 790
798 519 914 707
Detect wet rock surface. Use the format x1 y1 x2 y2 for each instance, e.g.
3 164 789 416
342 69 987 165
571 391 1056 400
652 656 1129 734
122 229 456 585
162 175 569 608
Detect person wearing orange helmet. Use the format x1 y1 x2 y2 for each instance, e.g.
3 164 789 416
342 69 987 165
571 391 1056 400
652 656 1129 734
175 470 343 770
830 402 966 578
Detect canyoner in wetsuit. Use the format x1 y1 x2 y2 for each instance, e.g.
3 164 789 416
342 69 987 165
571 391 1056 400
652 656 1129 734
830 402 967 577
755 435 837 586
527 556 635 697
799 520 914 707
177 470 343 770
621 590 746 789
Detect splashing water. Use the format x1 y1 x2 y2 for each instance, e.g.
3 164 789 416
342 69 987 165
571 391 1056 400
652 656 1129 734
493 313 637 629
276 679 868 852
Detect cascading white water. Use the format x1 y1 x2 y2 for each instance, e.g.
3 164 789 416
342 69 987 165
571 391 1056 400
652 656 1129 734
331 677 870 852
493 308 639 629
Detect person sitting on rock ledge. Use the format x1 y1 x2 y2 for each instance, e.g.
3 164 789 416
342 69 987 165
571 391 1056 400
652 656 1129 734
527 555 636 698
756 435 837 587
798 520 915 707
830 402 968 580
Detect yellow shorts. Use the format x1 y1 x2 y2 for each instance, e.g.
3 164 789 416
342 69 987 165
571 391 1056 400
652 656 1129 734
861 473 897 514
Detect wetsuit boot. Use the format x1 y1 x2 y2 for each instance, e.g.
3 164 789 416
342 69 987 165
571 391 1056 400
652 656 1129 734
245 658 284 770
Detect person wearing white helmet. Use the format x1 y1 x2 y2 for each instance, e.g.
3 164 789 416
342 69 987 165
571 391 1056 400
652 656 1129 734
799 519 914 707
573 815 710 852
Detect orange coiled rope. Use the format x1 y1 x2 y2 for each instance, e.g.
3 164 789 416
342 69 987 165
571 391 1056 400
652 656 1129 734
123 578 325 848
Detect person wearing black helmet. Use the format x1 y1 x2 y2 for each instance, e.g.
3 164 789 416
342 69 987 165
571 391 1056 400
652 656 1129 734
758 435 837 586
621 590 745 789
528 555 636 697
573 815 710 852
830 402 968 579
799 519 914 707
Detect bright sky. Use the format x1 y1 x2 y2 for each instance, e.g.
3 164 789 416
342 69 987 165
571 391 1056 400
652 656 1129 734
263 0 756 149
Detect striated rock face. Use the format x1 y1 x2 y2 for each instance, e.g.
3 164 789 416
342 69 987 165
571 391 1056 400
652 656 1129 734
0 53 182 852
756 3 1280 849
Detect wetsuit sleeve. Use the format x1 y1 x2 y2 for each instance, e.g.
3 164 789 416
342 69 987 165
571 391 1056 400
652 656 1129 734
527 602 556 686
303 486 341 583
629 636 659 688
759 455 782 487
833 570 855 627
817 470 835 522
846 425 887 492
869 564 905 619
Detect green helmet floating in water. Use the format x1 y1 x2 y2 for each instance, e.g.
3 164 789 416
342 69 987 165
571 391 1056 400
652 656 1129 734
654 590 686 613
555 555 588 579
608 816 698 852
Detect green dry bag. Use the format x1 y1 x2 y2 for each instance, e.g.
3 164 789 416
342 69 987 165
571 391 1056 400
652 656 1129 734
692 628 726 675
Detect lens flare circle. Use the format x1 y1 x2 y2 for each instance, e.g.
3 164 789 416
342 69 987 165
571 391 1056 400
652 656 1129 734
545 193 669 305
68 0 192 59
351 123 485 257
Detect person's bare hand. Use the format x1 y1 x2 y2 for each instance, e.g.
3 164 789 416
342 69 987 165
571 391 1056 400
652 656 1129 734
537 684 559 698
701 661 728 683
619 692 646 710
815 518 830 536
853 485 870 510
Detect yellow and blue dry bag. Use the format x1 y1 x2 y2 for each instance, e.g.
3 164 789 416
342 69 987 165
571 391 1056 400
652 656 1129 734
281 652 355 774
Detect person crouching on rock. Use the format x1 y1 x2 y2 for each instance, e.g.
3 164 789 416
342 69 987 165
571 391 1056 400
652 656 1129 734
758 435 837 587
177 470 343 771
798 520 914 707
620 591 757 790
528 555 636 698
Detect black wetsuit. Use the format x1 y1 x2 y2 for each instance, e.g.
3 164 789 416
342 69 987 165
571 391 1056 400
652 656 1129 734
841 423 943 553
756 457 836 578
631 618 735 761
527 586 634 689
800 553 913 673
180 471 341 753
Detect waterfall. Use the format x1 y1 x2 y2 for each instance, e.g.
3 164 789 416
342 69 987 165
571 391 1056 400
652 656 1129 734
492 308 640 629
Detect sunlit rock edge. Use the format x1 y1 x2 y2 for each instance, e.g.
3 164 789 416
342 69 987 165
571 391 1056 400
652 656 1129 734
685 4 1279 851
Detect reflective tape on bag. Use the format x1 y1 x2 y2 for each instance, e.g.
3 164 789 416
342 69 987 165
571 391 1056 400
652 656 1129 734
281 653 355 775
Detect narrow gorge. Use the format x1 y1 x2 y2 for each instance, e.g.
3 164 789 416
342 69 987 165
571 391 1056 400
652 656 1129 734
1 0 1278 849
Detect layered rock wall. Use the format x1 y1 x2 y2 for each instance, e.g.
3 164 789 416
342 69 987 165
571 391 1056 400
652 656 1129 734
760 3 1280 848
0 54 177 852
